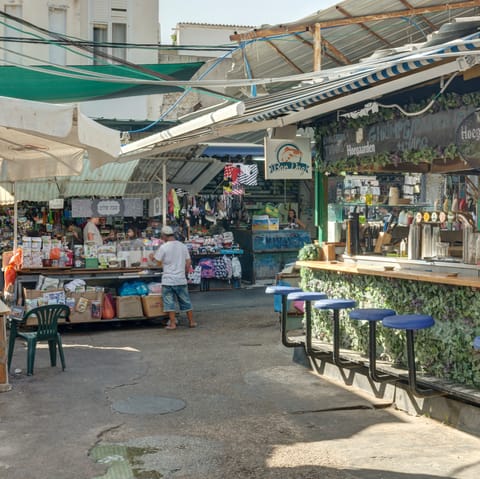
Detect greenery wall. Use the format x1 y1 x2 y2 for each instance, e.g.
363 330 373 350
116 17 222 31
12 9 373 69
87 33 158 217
313 91 480 174
298 251 480 388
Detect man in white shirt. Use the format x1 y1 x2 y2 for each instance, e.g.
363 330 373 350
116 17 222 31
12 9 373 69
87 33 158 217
153 226 196 330
83 217 103 246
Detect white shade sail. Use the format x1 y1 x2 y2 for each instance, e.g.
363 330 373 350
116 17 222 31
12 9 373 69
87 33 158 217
0 96 121 182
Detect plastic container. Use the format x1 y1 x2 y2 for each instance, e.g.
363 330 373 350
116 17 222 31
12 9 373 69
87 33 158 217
436 242 449 258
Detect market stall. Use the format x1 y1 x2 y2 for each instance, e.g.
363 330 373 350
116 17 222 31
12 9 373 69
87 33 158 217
293 51 480 398
15 267 165 325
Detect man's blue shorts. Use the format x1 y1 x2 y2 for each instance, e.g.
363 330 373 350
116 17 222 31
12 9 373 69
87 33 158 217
162 284 192 312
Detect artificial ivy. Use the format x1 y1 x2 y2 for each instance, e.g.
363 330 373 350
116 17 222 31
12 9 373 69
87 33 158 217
313 90 477 175
298 254 480 388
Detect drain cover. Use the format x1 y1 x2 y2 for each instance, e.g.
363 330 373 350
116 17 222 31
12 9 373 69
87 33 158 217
112 396 186 415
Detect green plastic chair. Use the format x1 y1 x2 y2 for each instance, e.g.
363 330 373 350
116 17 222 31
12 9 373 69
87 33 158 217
7 304 70 376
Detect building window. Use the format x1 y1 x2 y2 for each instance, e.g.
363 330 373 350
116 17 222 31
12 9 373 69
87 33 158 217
4 4 23 65
93 24 108 65
49 7 67 65
112 23 126 62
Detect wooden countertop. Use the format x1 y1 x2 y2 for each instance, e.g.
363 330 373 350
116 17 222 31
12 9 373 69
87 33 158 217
17 267 161 276
296 260 480 288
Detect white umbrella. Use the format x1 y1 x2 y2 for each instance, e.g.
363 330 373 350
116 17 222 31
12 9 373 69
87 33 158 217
0 96 122 247
0 96 121 181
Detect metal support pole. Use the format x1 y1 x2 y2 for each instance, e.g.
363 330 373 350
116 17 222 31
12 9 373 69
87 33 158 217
162 162 167 227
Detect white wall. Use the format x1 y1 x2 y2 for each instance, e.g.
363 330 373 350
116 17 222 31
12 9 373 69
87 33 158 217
0 0 160 121
175 23 252 58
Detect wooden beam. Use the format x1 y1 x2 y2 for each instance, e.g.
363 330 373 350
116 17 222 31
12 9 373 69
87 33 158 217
336 5 393 47
360 163 430 174
292 33 350 65
322 38 351 65
398 0 437 30
313 23 321 71
430 157 472 173
265 40 304 73
230 1 480 41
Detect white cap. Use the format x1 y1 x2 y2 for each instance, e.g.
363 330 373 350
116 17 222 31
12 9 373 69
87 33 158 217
161 226 174 236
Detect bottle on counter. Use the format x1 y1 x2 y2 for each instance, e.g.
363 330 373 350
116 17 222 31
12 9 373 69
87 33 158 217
364 225 374 253
365 182 373 206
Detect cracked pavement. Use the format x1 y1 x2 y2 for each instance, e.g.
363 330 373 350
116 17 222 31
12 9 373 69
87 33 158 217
1 287 480 478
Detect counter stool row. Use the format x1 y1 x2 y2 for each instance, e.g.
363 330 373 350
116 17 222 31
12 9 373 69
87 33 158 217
265 285 437 397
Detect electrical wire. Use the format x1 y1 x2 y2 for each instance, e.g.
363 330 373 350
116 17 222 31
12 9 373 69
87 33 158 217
128 43 247 133
377 71 459 116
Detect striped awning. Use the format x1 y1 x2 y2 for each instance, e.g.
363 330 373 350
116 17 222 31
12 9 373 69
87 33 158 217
120 30 480 161
242 32 480 121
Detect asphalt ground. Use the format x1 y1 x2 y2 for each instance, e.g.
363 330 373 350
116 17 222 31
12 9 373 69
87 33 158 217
1 286 480 478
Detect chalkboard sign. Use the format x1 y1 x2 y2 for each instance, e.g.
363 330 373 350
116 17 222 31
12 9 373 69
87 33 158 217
323 107 474 163
456 110 480 168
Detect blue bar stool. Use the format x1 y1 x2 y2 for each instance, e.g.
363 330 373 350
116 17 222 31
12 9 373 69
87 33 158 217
349 308 396 382
313 298 357 366
286 291 327 356
382 314 437 397
265 285 302 348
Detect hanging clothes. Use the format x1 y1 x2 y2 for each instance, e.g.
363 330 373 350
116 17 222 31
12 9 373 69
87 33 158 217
238 164 258 186
170 188 181 218
224 163 241 183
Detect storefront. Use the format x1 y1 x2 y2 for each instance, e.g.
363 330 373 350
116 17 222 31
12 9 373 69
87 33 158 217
293 77 480 397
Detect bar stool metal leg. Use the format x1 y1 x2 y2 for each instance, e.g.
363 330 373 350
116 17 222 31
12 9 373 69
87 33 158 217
367 321 394 382
349 308 397 382
287 291 328 358
265 285 302 348
382 314 440 397
314 298 357 368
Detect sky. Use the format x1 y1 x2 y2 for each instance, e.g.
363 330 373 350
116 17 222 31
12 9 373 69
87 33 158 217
159 0 339 44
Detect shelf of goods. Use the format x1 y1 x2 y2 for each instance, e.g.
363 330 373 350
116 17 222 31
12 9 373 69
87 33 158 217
188 249 243 292
15 267 167 325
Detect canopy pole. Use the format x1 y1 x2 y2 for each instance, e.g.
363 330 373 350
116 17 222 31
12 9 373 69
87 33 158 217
162 162 167 227
13 183 18 251
313 23 322 72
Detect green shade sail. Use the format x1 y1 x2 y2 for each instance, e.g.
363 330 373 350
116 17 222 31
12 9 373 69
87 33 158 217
0 62 204 102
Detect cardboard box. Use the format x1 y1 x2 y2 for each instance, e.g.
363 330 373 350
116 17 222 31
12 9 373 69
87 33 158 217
116 295 143 318
23 288 67 325
141 295 165 318
268 218 279 230
252 215 269 231
66 291 104 322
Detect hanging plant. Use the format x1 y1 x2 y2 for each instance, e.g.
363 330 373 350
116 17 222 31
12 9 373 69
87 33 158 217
314 91 480 140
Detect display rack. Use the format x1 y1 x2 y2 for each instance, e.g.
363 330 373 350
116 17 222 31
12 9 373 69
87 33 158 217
14 267 166 324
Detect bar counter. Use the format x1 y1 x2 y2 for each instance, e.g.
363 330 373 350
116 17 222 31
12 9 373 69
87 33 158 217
296 259 480 392
296 260 480 288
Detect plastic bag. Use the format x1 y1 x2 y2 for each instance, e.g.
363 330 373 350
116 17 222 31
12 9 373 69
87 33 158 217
50 247 61 260
232 257 242 279
4 264 16 292
10 247 23 269
102 293 116 319
118 281 149 296
147 282 162 294
118 282 138 296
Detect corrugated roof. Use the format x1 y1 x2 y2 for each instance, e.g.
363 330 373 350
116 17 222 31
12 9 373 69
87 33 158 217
1 145 223 203
177 22 255 29
226 0 480 96
119 28 480 158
